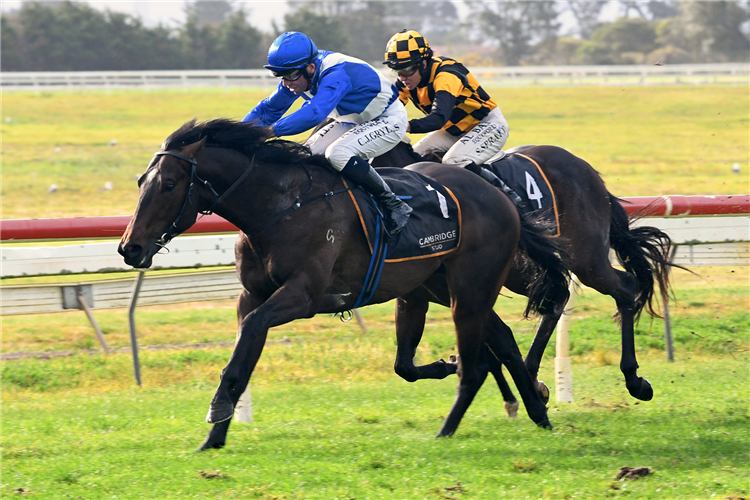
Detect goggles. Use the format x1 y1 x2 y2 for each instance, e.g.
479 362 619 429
394 64 419 78
273 68 304 81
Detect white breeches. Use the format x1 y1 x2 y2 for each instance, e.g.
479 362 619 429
412 107 509 165
304 99 408 171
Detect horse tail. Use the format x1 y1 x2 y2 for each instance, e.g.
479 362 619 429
608 193 676 321
515 210 571 318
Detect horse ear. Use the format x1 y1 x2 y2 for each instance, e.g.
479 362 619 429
180 137 207 159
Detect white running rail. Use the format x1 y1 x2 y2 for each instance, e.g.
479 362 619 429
2 63 747 90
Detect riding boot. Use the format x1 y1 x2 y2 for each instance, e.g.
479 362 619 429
464 162 525 209
341 156 413 237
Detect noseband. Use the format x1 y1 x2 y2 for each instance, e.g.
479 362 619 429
152 149 255 247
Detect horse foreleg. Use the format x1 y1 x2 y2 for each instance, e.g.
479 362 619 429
522 312 563 404
207 281 319 425
199 327 268 450
484 311 552 429
200 290 268 450
394 296 457 381
481 344 519 418
436 303 488 438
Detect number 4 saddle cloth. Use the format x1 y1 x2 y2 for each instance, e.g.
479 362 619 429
487 152 560 237
343 167 462 263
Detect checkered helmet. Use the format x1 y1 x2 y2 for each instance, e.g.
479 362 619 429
383 29 433 70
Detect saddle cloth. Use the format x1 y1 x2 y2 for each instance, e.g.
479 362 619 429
344 167 461 262
488 152 560 237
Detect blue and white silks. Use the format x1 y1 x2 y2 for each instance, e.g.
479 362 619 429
243 51 400 137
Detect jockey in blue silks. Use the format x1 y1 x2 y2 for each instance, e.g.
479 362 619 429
243 31 412 237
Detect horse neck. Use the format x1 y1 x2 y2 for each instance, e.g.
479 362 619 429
198 150 334 235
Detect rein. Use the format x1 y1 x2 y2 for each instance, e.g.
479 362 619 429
153 149 349 246
153 149 255 247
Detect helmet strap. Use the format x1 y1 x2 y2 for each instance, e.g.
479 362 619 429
303 63 315 91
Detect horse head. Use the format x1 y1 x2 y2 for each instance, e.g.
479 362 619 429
118 138 206 268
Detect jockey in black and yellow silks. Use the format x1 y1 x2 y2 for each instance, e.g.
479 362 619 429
383 29 509 165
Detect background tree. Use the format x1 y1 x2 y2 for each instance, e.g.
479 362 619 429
184 0 234 28
1 15 24 71
282 6 349 53
383 1 461 46
179 14 221 69
616 1 679 20
280 1 391 62
2 0 748 71
465 0 561 66
566 1 607 38
675 1 750 62
216 8 266 69
576 18 658 64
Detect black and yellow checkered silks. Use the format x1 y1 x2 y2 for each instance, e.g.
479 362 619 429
384 30 431 68
397 57 497 136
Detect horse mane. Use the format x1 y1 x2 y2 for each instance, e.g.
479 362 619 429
163 118 330 168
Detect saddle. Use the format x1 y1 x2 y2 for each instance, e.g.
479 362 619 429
486 148 560 237
342 167 462 307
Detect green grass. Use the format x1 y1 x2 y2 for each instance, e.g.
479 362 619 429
1 86 749 498
1 85 748 219
1 267 748 498
1 355 747 499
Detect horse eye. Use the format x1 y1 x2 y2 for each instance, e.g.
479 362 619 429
162 181 176 193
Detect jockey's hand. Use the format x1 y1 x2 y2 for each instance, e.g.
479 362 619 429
406 123 411 133
267 126 277 139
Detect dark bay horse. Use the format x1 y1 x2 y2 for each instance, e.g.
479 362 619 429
372 140 674 408
118 119 570 450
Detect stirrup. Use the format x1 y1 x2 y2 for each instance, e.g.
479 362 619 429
383 200 412 238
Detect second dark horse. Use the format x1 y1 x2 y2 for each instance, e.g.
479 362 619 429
373 140 674 407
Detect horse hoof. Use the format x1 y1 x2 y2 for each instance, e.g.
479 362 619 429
536 418 553 430
504 400 519 419
442 358 458 375
536 379 550 404
629 378 654 401
197 439 225 451
206 403 234 424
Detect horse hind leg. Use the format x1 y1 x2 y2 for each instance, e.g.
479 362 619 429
394 296 458 382
581 262 654 402
613 269 654 401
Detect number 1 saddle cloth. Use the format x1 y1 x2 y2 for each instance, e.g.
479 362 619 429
343 167 462 263
487 151 560 237
341 167 462 308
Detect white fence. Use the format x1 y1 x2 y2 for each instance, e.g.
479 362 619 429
1 63 748 90
1 212 747 402
2 215 747 317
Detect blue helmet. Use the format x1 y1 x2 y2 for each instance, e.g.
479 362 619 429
264 32 318 75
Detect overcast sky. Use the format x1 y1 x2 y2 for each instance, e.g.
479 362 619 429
1 1 631 36
0 0 293 31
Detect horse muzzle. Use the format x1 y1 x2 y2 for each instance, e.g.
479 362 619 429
118 241 155 269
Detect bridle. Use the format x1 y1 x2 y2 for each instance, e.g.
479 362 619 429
152 149 255 247
151 148 350 248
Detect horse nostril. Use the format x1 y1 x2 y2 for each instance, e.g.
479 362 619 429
122 243 142 260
